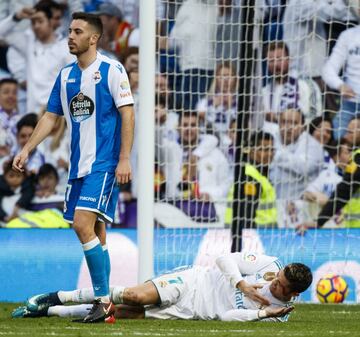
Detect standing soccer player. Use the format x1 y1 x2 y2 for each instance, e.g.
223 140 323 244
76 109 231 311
12 12 135 323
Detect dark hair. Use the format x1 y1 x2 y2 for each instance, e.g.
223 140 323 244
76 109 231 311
264 40 289 58
120 46 139 65
309 116 333 136
249 130 274 147
155 94 166 107
3 158 14 175
17 113 38 133
38 0 67 13
179 110 198 122
284 263 313 293
326 139 349 159
72 12 103 37
38 163 59 181
34 1 53 19
0 78 18 89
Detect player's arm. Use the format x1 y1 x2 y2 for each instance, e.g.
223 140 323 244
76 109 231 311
116 104 135 185
12 112 60 172
220 306 293 322
216 252 279 306
317 153 360 227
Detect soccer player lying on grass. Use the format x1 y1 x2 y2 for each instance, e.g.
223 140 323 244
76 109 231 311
13 252 312 322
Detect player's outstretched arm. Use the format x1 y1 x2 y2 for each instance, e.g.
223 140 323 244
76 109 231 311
220 306 294 322
12 112 60 172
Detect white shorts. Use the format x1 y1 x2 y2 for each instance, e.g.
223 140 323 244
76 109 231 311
145 267 197 320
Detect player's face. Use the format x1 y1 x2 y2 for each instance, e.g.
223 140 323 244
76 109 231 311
0 83 17 112
31 11 52 42
269 270 294 301
279 109 303 145
68 20 95 56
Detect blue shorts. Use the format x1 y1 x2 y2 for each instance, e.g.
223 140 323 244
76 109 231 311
63 171 119 223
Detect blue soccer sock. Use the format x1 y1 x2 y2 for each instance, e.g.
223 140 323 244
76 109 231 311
102 244 111 285
82 237 109 301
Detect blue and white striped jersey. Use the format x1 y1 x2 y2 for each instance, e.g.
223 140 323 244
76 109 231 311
47 52 134 179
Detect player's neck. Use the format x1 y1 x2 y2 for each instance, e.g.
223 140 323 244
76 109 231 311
77 48 98 70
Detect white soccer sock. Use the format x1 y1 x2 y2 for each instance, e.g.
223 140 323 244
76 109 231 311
111 286 125 304
58 288 95 304
48 304 92 318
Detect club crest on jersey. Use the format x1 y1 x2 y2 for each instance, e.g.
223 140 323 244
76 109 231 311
69 92 95 123
244 253 257 262
93 71 102 84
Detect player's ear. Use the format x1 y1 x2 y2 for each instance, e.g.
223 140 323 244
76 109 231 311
90 33 100 45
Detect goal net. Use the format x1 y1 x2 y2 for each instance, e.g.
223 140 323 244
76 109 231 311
152 0 360 302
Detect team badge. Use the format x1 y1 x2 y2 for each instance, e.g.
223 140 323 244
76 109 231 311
93 71 102 84
69 92 95 123
244 253 257 262
120 81 130 90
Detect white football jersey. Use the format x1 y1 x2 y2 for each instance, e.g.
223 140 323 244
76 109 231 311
146 252 294 322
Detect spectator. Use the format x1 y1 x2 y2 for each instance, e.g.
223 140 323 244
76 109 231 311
35 163 59 198
322 23 360 140
282 0 326 78
156 110 231 222
343 117 360 149
228 131 277 251
0 78 21 149
215 0 241 63
309 115 333 147
168 0 218 110
196 61 238 151
95 3 138 59
269 108 325 206
316 117 360 228
0 158 35 223
38 110 68 193
11 113 44 174
121 46 138 73
0 2 74 114
261 41 322 128
303 140 350 225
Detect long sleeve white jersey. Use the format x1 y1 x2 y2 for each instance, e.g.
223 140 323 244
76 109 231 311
322 25 360 102
146 252 293 322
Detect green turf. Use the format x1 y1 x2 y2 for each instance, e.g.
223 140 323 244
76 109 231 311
1 303 360 337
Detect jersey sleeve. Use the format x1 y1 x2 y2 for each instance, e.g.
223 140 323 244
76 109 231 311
108 62 134 108
47 72 64 116
215 252 282 288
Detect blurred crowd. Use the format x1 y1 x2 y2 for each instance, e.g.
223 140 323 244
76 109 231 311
1 0 360 229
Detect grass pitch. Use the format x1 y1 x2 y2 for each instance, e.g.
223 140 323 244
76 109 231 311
1 303 360 337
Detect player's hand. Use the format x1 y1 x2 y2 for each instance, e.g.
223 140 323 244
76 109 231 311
116 158 132 185
12 149 29 172
236 280 270 306
264 306 294 318
14 7 36 20
295 221 317 236
339 84 356 99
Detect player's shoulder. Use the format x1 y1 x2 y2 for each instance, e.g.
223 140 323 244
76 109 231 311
98 52 126 74
339 25 360 39
241 252 283 272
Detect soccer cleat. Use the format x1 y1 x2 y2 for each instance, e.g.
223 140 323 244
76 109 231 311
82 299 115 323
12 306 48 318
105 314 116 324
26 292 62 312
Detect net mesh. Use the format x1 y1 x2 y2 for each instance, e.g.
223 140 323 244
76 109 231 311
152 0 360 302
